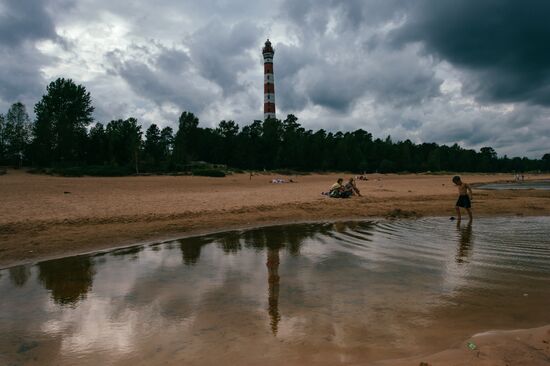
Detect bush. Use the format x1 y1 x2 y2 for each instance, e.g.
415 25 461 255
272 169 310 175
191 169 226 177
50 165 135 177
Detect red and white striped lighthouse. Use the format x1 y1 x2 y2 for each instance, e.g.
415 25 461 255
263 39 276 120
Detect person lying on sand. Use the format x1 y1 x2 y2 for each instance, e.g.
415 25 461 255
452 175 473 221
270 178 296 184
344 177 362 196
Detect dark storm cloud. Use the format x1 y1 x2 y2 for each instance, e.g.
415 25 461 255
275 0 441 112
1 0 549 158
274 44 313 111
189 20 264 94
0 0 61 109
279 0 408 35
274 41 441 113
106 45 216 114
392 0 550 106
0 44 52 102
0 0 57 46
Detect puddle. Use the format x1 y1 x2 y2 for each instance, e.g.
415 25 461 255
1 217 549 365
476 180 550 190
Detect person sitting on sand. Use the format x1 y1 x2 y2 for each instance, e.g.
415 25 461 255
452 176 473 221
344 178 362 196
329 178 352 198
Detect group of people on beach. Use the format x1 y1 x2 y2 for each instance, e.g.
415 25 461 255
327 177 362 198
326 175 474 221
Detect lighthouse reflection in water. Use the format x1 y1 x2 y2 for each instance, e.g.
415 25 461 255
1 217 550 365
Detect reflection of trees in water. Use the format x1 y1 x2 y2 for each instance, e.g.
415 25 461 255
242 224 325 254
38 256 96 305
178 224 326 266
9 265 31 287
111 246 144 259
178 236 213 265
456 221 474 264
217 231 242 254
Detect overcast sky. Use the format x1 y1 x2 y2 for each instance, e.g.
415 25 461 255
1 0 549 158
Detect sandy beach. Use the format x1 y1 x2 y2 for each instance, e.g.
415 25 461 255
1 169 550 365
1 169 549 269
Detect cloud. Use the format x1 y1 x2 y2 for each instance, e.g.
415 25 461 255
0 0 549 158
189 20 265 94
105 44 220 117
0 0 63 112
0 0 57 47
392 0 550 106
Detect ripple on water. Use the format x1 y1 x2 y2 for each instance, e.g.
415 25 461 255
1 217 549 365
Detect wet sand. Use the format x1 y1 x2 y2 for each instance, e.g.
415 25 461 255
378 325 550 366
1 169 549 269
1 170 550 365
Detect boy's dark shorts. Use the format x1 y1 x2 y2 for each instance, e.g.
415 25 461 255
456 195 471 208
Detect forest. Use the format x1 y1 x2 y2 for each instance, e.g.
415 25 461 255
1 78 549 176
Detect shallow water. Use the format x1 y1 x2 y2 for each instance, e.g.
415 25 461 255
1 217 549 365
477 180 550 190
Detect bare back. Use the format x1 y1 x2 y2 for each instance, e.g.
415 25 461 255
457 182 470 196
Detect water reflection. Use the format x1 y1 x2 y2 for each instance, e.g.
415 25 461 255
455 221 473 264
38 256 95 305
217 231 242 254
1 217 550 366
111 246 144 259
267 245 281 335
178 236 211 265
9 265 31 287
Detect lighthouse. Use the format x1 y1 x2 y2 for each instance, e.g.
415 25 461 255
263 39 276 120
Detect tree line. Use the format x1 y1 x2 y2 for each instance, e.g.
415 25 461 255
1 78 549 175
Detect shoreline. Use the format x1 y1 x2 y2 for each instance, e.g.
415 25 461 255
1 212 549 270
1 170 549 365
1 170 550 268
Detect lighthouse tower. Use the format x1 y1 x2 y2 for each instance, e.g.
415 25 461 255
263 39 276 120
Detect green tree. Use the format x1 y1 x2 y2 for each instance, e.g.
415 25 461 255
144 124 162 165
105 118 142 171
32 78 94 165
261 117 283 169
160 126 174 163
0 113 6 164
279 114 305 169
478 146 498 172
87 123 107 164
542 153 550 171
4 102 32 167
215 120 239 166
173 111 199 164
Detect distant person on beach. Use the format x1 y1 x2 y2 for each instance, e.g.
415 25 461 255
452 176 473 221
329 178 352 198
344 177 362 196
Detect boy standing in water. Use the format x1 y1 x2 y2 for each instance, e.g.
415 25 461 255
452 176 473 221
